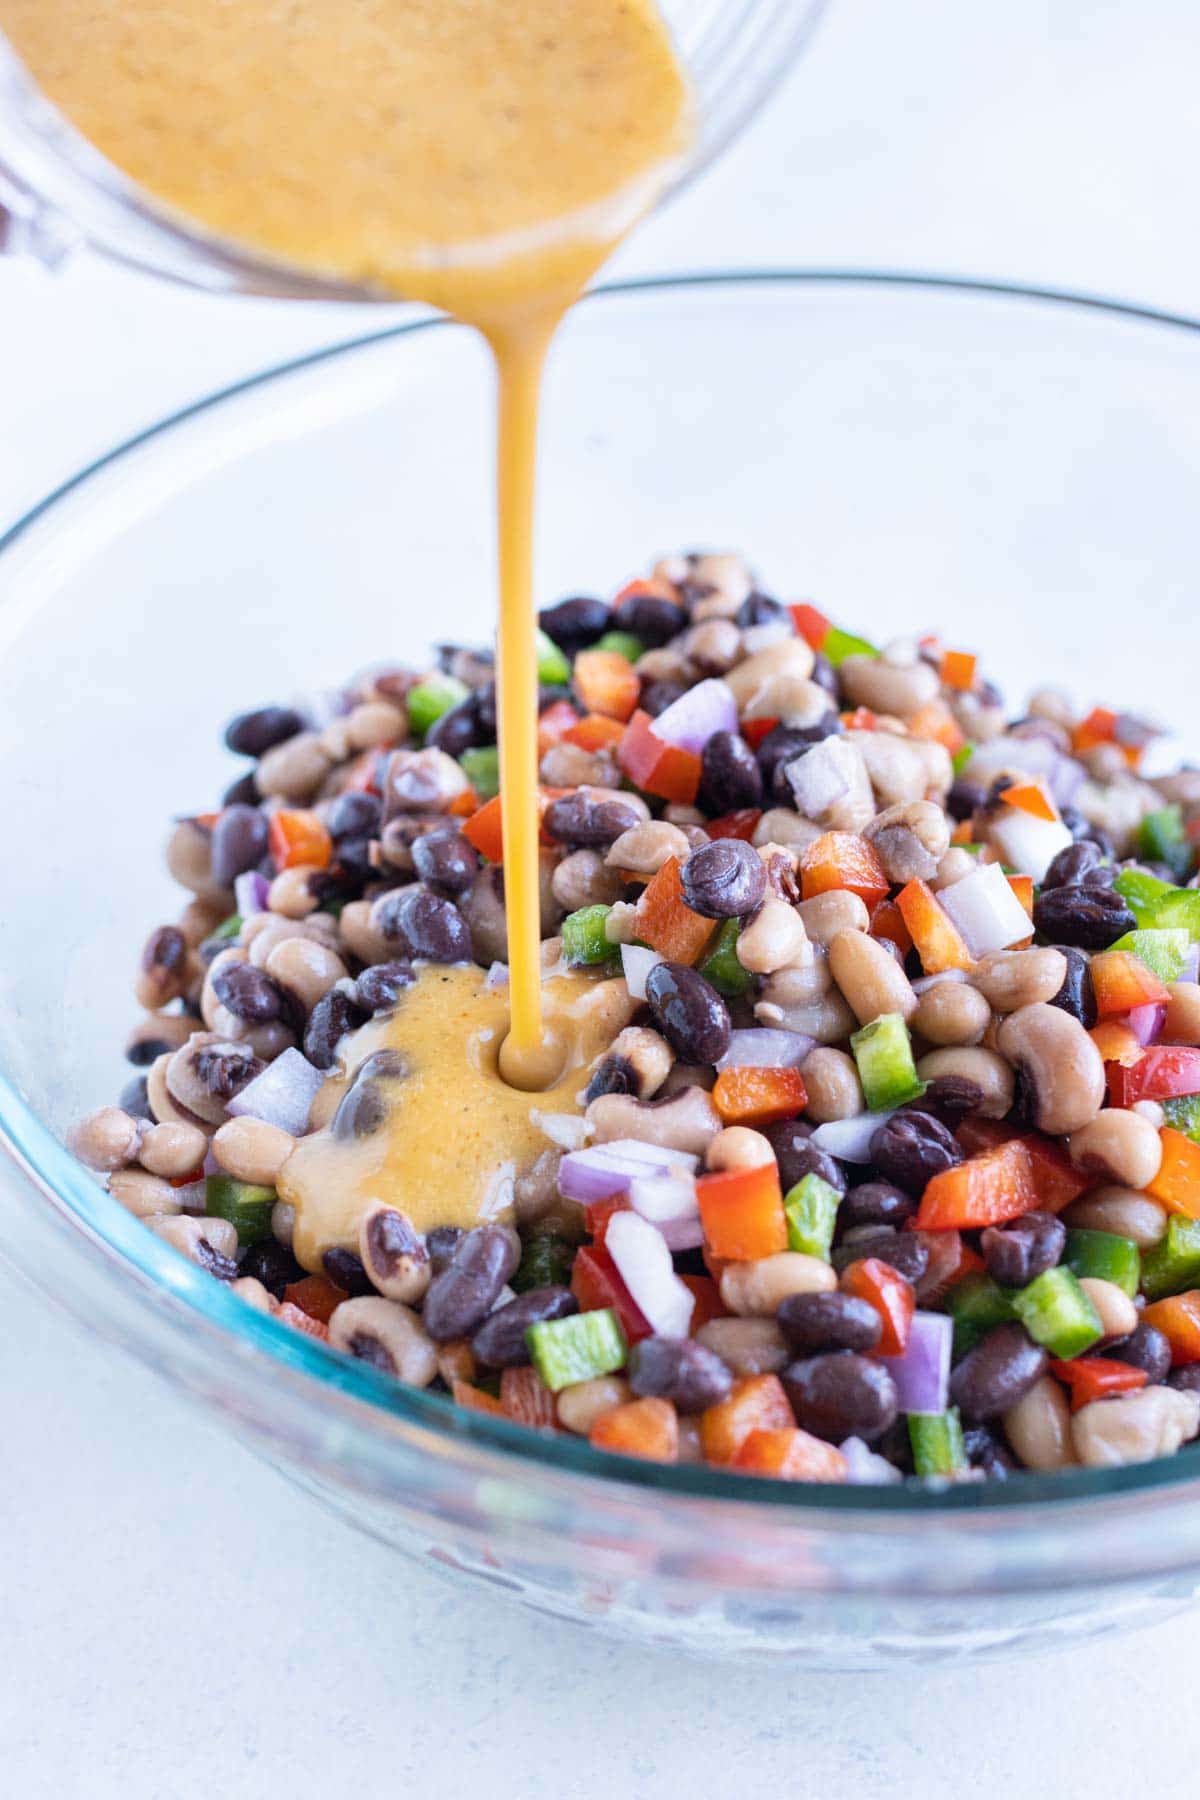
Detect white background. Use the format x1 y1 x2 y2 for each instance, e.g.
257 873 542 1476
4 2 1200 1794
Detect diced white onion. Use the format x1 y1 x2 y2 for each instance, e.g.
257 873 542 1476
605 1210 695 1339
810 1109 897 1163
987 808 1073 884
938 862 1034 957
621 943 664 1000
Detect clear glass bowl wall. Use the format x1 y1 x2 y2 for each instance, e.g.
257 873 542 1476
4 274 1200 1666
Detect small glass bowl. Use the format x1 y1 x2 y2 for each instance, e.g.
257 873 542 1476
4 272 1200 1666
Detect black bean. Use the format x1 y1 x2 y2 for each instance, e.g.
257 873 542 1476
1047 944 1097 1028
901 1076 983 1129
378 889 472 963
224 705 305 758
699 730 763 815
679 839 767 920
327 790 381 840
756 719 840 795
423 1225 520 1342
125 1025 181 1067
613 591 685 647
810 652 837 699
761 1119 846 1195
963 1425 1016 1479
947 777 988 822
639 678 688 717
411 828 481 894
471 1285 579 1367
426 1226 464 1275
981 1212 1065 1287
542 791 642 848
1032 883 1135 950
119 1074 153 1121
222 770 261 808
644 962 731 1065
833 1228 929 1286
239 1237 305 1300
782 1353 899 1444
838 1181 916 1232
869 1111 962 1195
304 989 367 1069
776 1291 882 1356
949 1322 1048 1421
210 804 268 887
322 1247 375 1297
1167 1366 1200 1395
331 1049 407 1141
628 1336 733 1412
354 961 416 1013
1107 1322 1172 1384
736 591 788 627
332 834 373 887
538 595 611 654
426 697 483 757
1042 840 1107 891
211 960 286 1024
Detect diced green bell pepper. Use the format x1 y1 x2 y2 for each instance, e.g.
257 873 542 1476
459 744 500 800
951 742 975 776
526 1308 627 1391
850 1012 925 1111
511 1233 576 1294
594 630 644 663
698 918 752 998
1164 1094 1200 1143
1141 1216 1200 1302
1063 1227 1141 1299
534 628 572 686
948 1273 1015 1358
561 904 615 967
908 1408 967 1478
784 1173 841 1261
822 625 878 668
204 1175 275 1247
1138 805 1195 883
1114 868 1200 940
208 912 242 943
407 673 470 738
1108 927 1191 983
1011 1265 1103 1359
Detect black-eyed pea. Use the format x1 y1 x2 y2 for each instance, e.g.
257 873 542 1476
1078 1277 1138 1342
681 617 741 674
1002 1375 1077 1470
706 1126 776 1171
1132 1099 1165 1131
800 1047 864 1123
230 1275 277 1314
556 1375 632 1434
752 809 824 855
604 819 691 877
339 898 393 965
149 1212 239 1274
1072 1386 1200 1467
586 1085 721 1156
138 1120 208 1179
271 1199 296 1247
735 895 809 975
1028 685 1076 728
932 846 978 890
972 947 1068 1013
165 819 230 901
863 800 950 884
725 638 815 710
587 1026 674 1103
796 889 870 944
247 913 340 970
827 928 917 1026
916 1047 1014 1118
212 1116 297 1185
995 1004 1106 1136
69 1106 143 1172
327 1296 438 1386
346 700 406 750
1061 1187 1168 1248
265 936 350 1012
240 1019 297 1062
178 896 230 946
911 977 990 1047
1162 981 1200 1047
358 1203 431 1304
756 986 858 1045
109 1167 181 1218
268 865 322 920
694 1315 789 1376
254 730 333 802
847 729 931 807
135 925 195 1011
539 742 613 787
550 849 624 911
719 1252 837 1317
1069 1111 1163 1190
124 1011 194 1066
839 652 938 718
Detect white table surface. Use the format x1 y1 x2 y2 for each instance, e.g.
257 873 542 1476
5 2 1200 1794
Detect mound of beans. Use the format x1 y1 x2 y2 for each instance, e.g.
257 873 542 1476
72 549 1200 1485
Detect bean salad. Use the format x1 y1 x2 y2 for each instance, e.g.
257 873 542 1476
72 551 1200 1483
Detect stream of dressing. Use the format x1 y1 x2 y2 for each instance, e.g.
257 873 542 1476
4 0 693 1240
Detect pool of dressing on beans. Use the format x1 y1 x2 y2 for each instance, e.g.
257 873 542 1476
2 0 693 1255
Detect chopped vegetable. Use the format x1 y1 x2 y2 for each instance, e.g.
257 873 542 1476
268 809 332 872
1140 1290 1200 1365
573 649 640 722
512 1232 575 1294
705 809 763 842
907 1408 967 1478
593 629 644 662
536 698 581 756
678 1273 727 1332
699 1373 794 1465
650 679 738 753
570 1247 652 1343
561 903 616 967
716 1028 814 1071
1163 1094 1200 1144
937 861 1038 957
869 898 914 956
788 602 830 649
712 1065 807 1128
461 791 505 861
1137 804 1194 883
208 912 242 943
1107 1047 1200 1108
810 1108 899 1164
799 831 890 908
452 1379 507 1418
698 918 753 997
895 879 973 974
534 627 572 686
605 1210 695 1339
879 1311 952 1413
617 709 703 803
1141 1217 1200 1302
948 1272 1016 1357
526 1306 628 1391
1063 1227 1140 1298
822 624 878 667
458 745 500 800
1048 1357 1148 1410
282 1274 346 1325
1114 867 1200 940
619 943 664 1000
940 649 977 692
850 1012 925 1110
696 1162 788 1261
1011 1266 1103 1359
1089 950 1170 1018
1091 1019 1145 1066
563 713 626 752
783 1172 841 1260
907 699 965 755
499 1365 558 1429
917 1139 1037 1232
841 1257 915 1356
407 673 470 738
590 1396 678 1461
226 1048 325 1136
1147 1128 1200 1220
204 1175 275 1246
998 781 1057 823
1107 928 1191 984
731 1427 847 1481
632 854 714 964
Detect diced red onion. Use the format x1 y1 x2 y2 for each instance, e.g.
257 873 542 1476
939 863 1034 957
226 1047 325 1136
649 678 738 754
605 1210 695 1338
484 961 509 991
621 943 663 1000
655 1213 706 1252
1182 946 1200 985
810 1109 896 1164
234 870 270 918
629 1172 698 1224
173 1178 208 1213
716 1028 815 1071
987 808 1073 885
839 1437 903 1485
559 1139 698 1204
1128 1003 1167 1047
877 1311 952 1414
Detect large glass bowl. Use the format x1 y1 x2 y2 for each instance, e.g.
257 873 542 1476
4 271 1200 1667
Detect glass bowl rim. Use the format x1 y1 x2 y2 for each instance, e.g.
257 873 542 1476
5 265 1200 1518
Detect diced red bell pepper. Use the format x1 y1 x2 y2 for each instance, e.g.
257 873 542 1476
282 1274 347 1325
268 808 332 872
679 1273 728 1331
869 898 914 956
1091 950 1170 1018
436 1340 476 1387
955 1117 1017 1156
789 602 830 650
570 1244 652 1343
617 709 702 803
840 707 879 732
1007 874 1035 919
564 712 627 752
1147 1128 1200 1221
731 1427 848 1482
1073 706 1141 766
800 831 890 908
998 782 1058 823
910 1230 985 1306
1140 1291 1200 1365
840 1257 915 1356
536 699 581 756
895 878 974 974
740 717 777 750
1023 1132 1092 1210
696 1162 788 1261
633 854 715 964
1107 1047 1200 1108
589 1396 678 1462
706 809 763 842
1048 1357 1149 1410
905 699 965 756
452 1379 507 1418
584 1194 629 1246
276 1301 329 1341
711 1065 808 1128
573 649 640 722
1091 1020 1145 1067
940 649 977 692
461 792 505 863
500 1366 558 1429
915 1138 1037 1231
700 1374 794 1465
